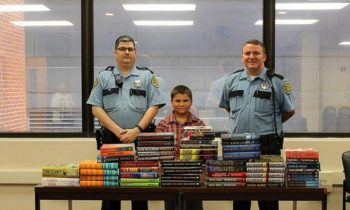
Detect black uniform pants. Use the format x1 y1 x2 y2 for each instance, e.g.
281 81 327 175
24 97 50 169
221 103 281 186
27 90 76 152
233 134 283 210
100 128 148 210
233 201 278 210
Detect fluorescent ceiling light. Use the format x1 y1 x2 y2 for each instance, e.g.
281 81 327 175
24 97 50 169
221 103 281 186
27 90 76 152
12 21 73 27
134 20 193 26
255 19 319 25
339 42 350 45
123 4 196 11
276 3 349 10
0 4 50 12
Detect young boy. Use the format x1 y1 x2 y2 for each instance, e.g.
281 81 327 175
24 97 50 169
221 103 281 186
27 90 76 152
156 85 205 210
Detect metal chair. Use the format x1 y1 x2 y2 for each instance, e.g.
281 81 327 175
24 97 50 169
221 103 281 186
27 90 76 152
342 151 350 210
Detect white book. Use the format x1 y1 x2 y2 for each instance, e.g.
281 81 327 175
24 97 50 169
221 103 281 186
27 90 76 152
41 177 80 186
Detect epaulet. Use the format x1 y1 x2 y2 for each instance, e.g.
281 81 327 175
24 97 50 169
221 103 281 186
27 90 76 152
233 69 244 74
271 73 284 80
228 69 244 76
104 66 114 71
136 66 154 74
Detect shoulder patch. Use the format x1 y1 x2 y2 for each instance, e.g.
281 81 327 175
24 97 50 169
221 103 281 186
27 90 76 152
151 75 159 88
283 81 292 94
93 78 99 88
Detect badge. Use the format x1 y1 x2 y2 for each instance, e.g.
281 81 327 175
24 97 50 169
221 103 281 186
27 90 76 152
134 79 142 88
260 82 270 90
283 81 292 94
93 79 99 88
151 75 159 88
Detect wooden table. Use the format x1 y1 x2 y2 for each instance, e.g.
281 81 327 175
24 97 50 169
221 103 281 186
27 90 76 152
34 185 327 210
181 186 327 210
34 185 179 210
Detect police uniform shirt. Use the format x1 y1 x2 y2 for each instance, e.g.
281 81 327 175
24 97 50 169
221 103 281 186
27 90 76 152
219 68 294 136
87 66 165 128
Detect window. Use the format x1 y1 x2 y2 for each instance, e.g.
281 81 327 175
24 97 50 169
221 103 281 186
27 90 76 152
0 1 82 133
93 0 263 131
276 1 350 133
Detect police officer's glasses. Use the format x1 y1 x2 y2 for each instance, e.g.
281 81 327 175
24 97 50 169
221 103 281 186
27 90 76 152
117 47 135 53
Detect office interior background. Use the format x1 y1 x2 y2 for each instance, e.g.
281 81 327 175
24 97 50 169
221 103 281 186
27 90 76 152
1 0 350 210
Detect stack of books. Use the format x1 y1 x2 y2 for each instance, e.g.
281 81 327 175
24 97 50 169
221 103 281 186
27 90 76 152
41 163 80 186
135 133 175 161
79 160 119 187
97 143 135 162
221 133 260 160
179 126 218 161
205 160 247 187
119 161 160 187
161 160 202 187
246 156 285 187
286 148 320 187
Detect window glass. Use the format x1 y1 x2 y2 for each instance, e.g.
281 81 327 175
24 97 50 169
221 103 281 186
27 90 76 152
276 0 350 133
94 0 263 131
0 1 82 133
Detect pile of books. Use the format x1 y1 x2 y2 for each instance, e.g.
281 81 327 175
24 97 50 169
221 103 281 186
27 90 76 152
179 126 218 161
97 143 135 162
221 133 260 160
161 160 202 187
286 148 320 187
41 163 80 186
246 156 285 187
79 160 119 187
119 161 160 187
205 160 247 187
135 133 175 161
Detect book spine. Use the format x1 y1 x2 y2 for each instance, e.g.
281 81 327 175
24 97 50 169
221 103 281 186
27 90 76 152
222 144 260 152
206 166 246 173
163 169 202 173
120 182 160 187
100 150 134 157
161 176 200 180
136 141 174 147
161 162 202 167
137 147 174 151
161 182 200 187
42 168 79 178
206 182 246 187
120 161 159 168
119 178 160 183
137 156 175 161
79 181 118 187
41 177 80 186
79 169 119 176
207 172 247 177
205 160 246 166
119 172 159 178
206 177 246 182
119 167 159 172
137 151 175 157
80 162 119 170
80 175 118 181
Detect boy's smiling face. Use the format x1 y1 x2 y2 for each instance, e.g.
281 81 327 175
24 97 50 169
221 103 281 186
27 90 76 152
171 93 192 116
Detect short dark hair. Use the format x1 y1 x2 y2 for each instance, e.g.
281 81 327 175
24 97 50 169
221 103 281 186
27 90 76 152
115 35 136 49
242 39 266 54
171 85 192 101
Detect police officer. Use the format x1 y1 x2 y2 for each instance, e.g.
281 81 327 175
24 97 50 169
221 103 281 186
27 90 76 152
219 39 295 210
87 35 165 210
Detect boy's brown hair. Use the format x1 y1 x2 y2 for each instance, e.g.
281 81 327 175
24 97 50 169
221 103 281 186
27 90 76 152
170 85 192 101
